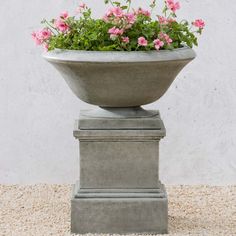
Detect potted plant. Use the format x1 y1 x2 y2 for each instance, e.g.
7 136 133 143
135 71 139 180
32 1 205 233
32 0 204 117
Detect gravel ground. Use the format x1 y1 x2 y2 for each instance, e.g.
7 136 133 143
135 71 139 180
0 185 235 236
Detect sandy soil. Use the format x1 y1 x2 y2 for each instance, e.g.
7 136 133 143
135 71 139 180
0 185 235 236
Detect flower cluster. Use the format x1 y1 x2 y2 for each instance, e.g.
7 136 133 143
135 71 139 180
166 0 180 13
32 0 205 51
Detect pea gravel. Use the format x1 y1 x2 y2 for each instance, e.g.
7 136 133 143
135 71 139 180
0 185 235 236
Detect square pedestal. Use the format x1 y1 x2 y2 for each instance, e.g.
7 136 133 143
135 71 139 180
72 110 168 234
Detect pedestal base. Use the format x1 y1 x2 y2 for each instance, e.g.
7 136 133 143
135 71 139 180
71 184 168 234
72 109 168 234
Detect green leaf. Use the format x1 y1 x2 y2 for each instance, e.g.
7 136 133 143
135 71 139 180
113 1 121 6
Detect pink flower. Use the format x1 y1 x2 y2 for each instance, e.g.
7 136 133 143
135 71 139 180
111 7 124 18
105 8 113 18
192 19 205 29
138 37 148 46
122 36 130 43
159 32 172 44
31 28 52 46
76 2 87 13
55 19 69 32
102 14 109 22
108 27 124 35
103 7 124 22
79 2 86 9
38 28 52 40
158 16 176 24
125 13 136 24
60 11 69 19
108 27 124 39
137 8 151 17
167 18 176 23
32 32 43 45
102 9 112 22
153 39 164 50
158 16 168 25
102 15 109 22
166 0 180 13
158 16 176 25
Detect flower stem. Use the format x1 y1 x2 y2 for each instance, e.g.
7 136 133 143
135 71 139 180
109 0 114 6
44 20 60 34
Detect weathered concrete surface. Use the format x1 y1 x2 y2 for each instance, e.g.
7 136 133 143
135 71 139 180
71 190 168 234
78 109 167 129
80 107 160 119
74 110 166 189
71 110 168 234
79 141 160 189
43 48 195 107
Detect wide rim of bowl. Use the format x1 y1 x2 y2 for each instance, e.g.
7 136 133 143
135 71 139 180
43 46 196 63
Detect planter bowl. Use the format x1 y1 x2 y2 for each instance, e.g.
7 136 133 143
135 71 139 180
43 47 196 115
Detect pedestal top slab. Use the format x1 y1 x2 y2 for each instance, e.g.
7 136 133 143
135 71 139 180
78 109 166 131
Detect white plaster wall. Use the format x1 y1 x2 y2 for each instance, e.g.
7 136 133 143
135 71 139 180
0 0 235 185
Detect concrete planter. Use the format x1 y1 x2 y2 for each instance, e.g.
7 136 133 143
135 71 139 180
43 47 196 109
43 47 196 234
